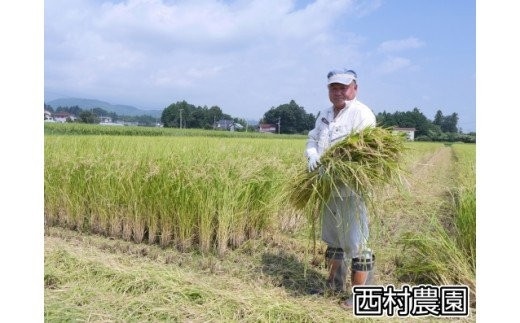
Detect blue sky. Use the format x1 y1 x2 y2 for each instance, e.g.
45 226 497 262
44 0 475 131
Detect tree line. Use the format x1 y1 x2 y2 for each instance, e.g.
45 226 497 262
161 100 315 134
256 101 474 142
46 102 474 142
160 101 248 130
44 104 158 126
377 108 475 143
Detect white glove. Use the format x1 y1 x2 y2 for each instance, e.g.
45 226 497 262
307 153 320 172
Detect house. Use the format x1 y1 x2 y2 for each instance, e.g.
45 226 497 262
215 119 245 131
53 112 76 123
44 110 55 122
393 127 416 141
99 116 113 124
215 119 234 130
259 123 276 133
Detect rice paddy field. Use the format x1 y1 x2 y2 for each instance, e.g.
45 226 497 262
44 123 476 321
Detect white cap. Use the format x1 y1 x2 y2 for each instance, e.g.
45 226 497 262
327 69 357 85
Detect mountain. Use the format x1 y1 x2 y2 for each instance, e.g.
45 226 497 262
46 98 163 118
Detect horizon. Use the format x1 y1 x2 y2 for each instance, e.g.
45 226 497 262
44 95 469 129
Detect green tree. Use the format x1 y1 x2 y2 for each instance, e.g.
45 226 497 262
161 101 241 129
232 117 248 131
207 106 224 128
78 111 100 124
161 101 195 128
433 110 444 126
262 100 315 134
56 105 82 116
441 112 459 133
376 111 396 127
376 108 434 137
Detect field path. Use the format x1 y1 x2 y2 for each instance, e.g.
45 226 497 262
374 146 457 284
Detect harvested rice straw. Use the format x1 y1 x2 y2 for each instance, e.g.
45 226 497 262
288 127 407 253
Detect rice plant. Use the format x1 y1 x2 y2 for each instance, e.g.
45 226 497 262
45 130 440 257
45 135 303 254
451 144 476 269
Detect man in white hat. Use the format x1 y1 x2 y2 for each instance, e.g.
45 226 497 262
306 69 376 308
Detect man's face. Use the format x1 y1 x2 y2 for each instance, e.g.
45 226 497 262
328 82 357 109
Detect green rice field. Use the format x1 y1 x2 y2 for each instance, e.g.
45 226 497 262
44 123 476 321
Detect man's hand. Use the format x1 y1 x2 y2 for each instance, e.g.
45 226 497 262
308 153 320 172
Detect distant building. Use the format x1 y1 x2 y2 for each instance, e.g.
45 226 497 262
215 119 234 130
214 119 244 131
44 110 54 122
259 123 276 133
53 112 76 123
393 127 416 141
99 116 113 124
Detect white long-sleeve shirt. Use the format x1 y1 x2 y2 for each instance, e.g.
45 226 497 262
306 98 376 158
306 97 376 255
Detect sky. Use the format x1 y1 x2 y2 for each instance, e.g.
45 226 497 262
44 0 476 131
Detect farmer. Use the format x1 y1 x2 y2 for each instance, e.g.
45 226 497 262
306 69 376 308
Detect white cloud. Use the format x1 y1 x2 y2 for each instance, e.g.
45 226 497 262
44 0 371 117
353 0 382 17
378 37 425 53
378 56 411 74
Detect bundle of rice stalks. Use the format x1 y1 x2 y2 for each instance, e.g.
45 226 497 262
289 127 406 217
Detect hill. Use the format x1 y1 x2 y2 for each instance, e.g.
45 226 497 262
46 98 163 118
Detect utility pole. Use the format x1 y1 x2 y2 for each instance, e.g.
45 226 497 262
277 117 281 134
179 109 183 129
